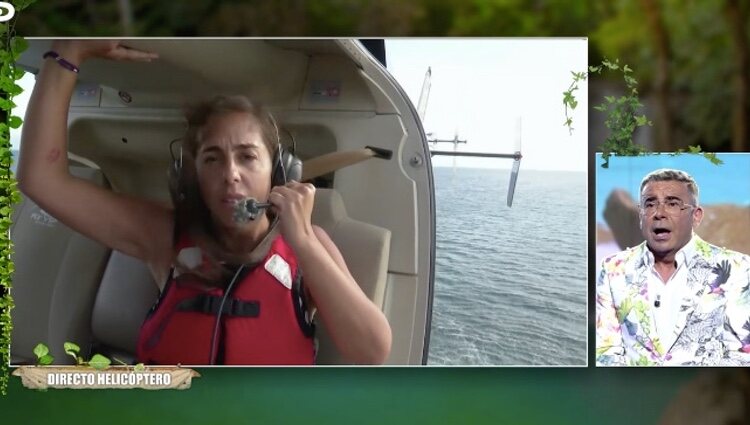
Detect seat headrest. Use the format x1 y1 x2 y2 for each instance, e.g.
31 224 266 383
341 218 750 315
311 188 347 226
91 251 159 355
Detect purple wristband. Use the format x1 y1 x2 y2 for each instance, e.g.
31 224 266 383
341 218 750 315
43 51 80 73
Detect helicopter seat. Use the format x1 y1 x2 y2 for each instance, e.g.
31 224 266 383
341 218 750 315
310 188 391 364
10 166 112 365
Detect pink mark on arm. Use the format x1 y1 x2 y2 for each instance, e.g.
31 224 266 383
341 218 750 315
45 148 62 163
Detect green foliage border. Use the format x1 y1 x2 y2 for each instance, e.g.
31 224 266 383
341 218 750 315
1 0 34 396
564 59 722 168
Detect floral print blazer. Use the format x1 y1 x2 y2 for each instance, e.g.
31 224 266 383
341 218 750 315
596 235 750 366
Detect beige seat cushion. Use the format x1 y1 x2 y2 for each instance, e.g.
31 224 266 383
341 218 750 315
90 251 159 363
311 188 391 364
10 167 111 365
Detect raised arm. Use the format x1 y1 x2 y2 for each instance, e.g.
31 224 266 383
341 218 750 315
17 40 173 272
269 181 392 364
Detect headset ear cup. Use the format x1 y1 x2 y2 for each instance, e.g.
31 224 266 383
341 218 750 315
271 150 282 188
285 150 302 183
271 147 302 187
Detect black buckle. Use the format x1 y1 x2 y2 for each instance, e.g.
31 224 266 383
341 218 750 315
292 274 315 338
178 295 260 317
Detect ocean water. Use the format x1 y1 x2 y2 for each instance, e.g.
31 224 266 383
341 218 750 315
428 166 587 365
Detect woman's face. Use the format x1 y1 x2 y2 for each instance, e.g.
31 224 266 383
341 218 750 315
195 112 273 229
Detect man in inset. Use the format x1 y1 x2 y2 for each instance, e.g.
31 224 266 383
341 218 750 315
596 168 750 366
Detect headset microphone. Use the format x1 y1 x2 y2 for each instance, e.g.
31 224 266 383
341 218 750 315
232 198 271 223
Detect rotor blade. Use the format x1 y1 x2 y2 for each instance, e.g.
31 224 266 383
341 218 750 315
507 153 522 207
417 67 432 122
430 151 520 158
452 137 457 171
507 117 523 207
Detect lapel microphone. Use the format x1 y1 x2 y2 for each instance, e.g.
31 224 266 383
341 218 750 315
654 294 661 308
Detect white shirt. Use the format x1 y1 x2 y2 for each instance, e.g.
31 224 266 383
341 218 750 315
644 236 697 351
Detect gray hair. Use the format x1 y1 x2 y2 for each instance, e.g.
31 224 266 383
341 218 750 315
640 168 700 205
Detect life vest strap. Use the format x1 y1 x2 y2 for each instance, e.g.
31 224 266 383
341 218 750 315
177 295 261 317
291 274 315 338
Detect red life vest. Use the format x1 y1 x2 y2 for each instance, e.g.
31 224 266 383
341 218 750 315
136 232 315 365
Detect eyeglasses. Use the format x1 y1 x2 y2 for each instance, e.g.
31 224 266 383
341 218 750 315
640 199 696 215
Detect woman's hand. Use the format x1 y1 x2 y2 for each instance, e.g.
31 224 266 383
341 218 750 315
268 181 316 250
51 40 158 66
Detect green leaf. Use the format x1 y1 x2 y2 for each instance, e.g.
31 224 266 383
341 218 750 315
11 84 23 96
38 354 54 366
602 59 619 70
88 354 111 370
33 343 49 359
0 98 15 112
11 37 29 56
14 0 37 12
7 116 22 129
64 341 80 358
133 363 146 372
12 66 25 80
